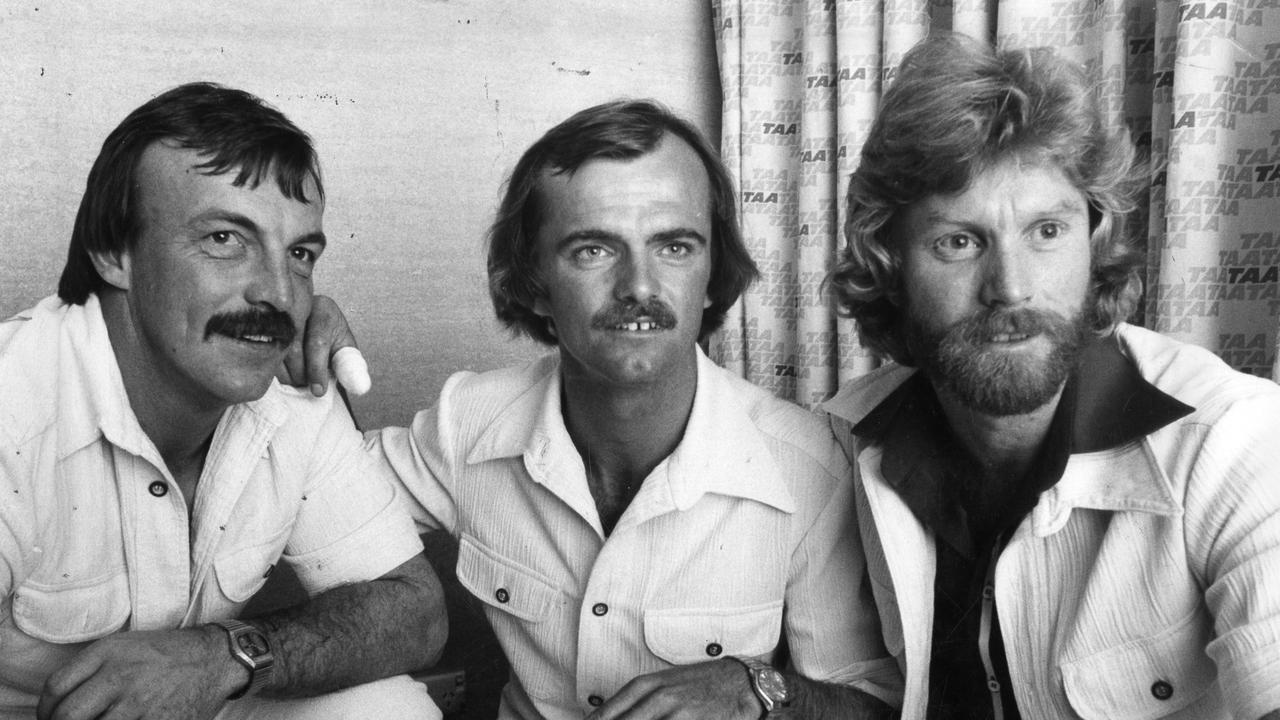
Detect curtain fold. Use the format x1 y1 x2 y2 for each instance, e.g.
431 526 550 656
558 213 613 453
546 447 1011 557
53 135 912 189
711 0 1280 403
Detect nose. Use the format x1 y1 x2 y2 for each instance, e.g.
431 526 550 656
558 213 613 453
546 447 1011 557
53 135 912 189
613 253 658 303
246 253 295 312
979 242 1032 307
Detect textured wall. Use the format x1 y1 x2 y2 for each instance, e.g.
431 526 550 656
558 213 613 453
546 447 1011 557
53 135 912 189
0 1 720 429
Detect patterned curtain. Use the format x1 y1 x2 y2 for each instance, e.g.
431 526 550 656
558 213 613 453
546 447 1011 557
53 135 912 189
709 0 1280 405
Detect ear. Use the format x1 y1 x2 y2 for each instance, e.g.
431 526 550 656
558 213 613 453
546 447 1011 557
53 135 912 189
703 293 712 310
89 247 133 292
531 294 552 319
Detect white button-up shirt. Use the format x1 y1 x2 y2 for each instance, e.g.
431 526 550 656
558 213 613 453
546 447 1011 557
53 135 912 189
823 323 1280 720
0 295 422 713
368 348 900 719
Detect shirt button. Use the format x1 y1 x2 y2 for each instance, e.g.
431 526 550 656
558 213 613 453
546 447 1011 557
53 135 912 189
588 695 603 707
591 602 608 616
987 678 1001 693
982 584 994 600
1151 680 1173 700
148 481 168 497
495 588 510 604
705 642 723 657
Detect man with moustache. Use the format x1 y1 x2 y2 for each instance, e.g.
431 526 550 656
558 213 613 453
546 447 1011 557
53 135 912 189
366 100 900 719
0 83 446 719
824 33 1280 719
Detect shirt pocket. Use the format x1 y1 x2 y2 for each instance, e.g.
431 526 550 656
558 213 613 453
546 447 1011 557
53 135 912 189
644 600 783 665
1061 606 1216 719
213 527 291 604
12 569 131 643
455 534 564 700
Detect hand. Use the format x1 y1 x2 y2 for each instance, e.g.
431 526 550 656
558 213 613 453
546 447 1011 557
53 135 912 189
586 659 761 720
278 294 371 398
36 626 244 720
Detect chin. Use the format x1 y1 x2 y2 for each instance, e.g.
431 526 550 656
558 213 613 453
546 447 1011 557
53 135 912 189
934 351 1067 416
211 373 279 406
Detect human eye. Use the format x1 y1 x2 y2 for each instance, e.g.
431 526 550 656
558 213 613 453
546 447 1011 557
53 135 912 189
568 243 612 266
288 244 323 278
659 241 695 258
930 233 983 260
1033 221 1066 243
289 245 322 265
201 231 246 259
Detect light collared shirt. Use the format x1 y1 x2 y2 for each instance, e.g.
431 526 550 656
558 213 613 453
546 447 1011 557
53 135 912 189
368 347 900 719
823 323 1280 720
0 295 422 714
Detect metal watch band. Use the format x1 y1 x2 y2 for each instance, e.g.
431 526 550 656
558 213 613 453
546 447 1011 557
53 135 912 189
212 619 274 699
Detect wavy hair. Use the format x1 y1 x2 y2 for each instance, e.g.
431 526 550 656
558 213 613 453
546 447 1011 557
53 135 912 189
829 33 1146 365
487 99 757 345
58 82 322 304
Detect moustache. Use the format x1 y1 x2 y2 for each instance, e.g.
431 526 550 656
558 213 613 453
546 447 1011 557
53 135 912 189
953 307 1071 344
204 308 297 346
590 300 679 331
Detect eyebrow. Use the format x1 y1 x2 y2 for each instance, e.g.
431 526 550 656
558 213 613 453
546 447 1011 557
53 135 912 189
555 226 709 251
922 198 1085 226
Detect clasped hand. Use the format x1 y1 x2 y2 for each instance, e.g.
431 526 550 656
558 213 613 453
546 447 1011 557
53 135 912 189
585 659 762 720
37 627 242 720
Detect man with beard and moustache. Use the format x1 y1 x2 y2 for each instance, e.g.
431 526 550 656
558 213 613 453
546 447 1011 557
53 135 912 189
365 100 901 719
823 33 1280 719
0 83 447 719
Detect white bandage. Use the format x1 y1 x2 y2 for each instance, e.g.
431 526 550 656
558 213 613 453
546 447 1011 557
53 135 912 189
333 346 372 397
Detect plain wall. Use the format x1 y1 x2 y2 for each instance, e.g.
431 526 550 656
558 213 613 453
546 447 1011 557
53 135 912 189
0 2 721 430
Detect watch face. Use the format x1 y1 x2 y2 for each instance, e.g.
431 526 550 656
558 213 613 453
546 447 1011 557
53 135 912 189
235 630 271 660
757 668 790 701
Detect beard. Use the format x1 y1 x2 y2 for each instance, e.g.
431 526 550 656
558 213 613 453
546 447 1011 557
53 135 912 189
903 302 1091 416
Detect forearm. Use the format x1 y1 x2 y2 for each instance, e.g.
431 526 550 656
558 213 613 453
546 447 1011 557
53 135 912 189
251 554 446 698
779 673 896 720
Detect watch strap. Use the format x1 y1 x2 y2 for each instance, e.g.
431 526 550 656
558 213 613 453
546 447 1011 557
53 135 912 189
734 656 790 717
212 619 274 699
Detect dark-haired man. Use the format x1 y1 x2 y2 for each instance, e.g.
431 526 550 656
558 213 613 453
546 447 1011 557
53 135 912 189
0 83 445 719
825 34 1280 718
365 100 899 719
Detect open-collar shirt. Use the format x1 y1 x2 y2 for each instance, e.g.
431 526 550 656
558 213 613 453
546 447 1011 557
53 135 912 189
823 323 1280 719
850 334 1191 719
369 347 900 719
0 295 422 712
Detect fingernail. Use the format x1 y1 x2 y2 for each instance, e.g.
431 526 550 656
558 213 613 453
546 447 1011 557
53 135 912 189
311 383 326 397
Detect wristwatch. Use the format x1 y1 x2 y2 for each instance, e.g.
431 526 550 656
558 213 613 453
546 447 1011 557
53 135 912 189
735 656 792 717
211 619 274 699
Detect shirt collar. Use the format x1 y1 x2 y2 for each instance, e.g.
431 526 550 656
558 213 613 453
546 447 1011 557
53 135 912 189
466 347 795 516
849 332 1193 536
49 294 147 460
41 294 289 463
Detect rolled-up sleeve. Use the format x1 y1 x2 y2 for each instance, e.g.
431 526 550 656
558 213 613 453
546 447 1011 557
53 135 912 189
284 394 424 594
364 373 475 536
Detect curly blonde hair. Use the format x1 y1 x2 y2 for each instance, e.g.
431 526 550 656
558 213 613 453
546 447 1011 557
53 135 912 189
829 33 1146 365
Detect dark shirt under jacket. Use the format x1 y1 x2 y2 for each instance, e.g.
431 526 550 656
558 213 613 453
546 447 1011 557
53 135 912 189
852 335 1193 719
